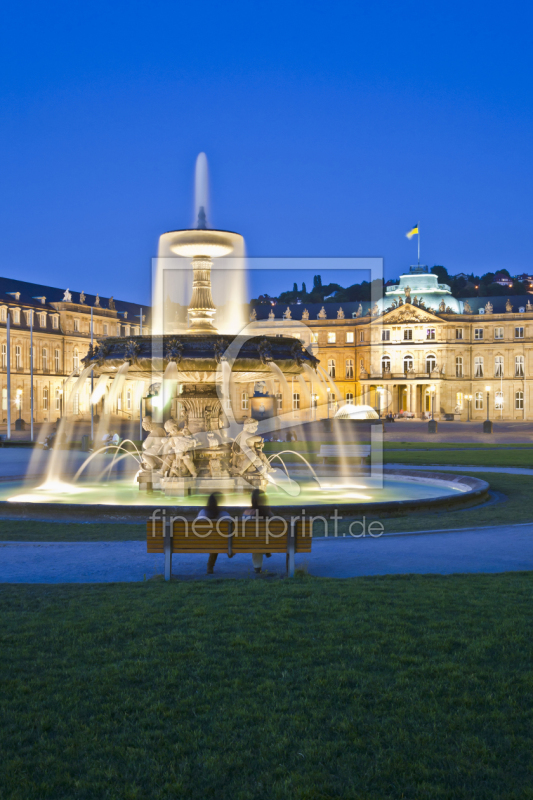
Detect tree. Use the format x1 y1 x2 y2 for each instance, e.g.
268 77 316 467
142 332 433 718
302 282 307 295
293 282 298 293
431 265 450 284
313 275 322 289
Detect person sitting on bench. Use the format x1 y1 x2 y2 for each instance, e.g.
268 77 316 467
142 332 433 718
242 489 273 574
196 492 232 575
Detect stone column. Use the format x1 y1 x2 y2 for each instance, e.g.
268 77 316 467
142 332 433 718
188 257 217 333
406 384 411 413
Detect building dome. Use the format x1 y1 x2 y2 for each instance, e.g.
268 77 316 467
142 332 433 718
334 403 379 420
379 266 462 314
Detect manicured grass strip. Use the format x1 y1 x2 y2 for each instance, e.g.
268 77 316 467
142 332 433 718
383 449 533 467
1 575 532 800
0 519 144 542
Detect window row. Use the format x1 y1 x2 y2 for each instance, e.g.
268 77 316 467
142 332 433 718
1 345 66 372
322 332 355 344
381 355 437 374
458 355 526 379
472 391 524 410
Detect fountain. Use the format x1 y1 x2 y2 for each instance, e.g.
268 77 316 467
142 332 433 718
0 154 490 519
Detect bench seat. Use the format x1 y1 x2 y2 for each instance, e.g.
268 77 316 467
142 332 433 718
319 444 371 464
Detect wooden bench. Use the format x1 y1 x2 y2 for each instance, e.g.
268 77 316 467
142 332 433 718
443 412 462 421
318 444 371 464
147 516 313 580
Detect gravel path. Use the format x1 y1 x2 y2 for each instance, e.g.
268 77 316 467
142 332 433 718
1 523 532 583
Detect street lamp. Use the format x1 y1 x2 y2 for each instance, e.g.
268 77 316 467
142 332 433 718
483 385 492 433
428 384 438 433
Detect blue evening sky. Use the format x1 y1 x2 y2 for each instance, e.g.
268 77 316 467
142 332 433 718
0 0 531 303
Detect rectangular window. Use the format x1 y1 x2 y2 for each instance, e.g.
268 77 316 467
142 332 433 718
117 325 121 336
292 392 300 410
474 328 484 340
103 324 109 336
346 332 354 343
359 331 364 342
327 332 336 344
381 330 390 341
54 349 60 372
494 327 504 339
403 329 412 340
475 392 483 410
1 343 6 369
15 345 21 369
43 387 49 411
42 349 48 371
0 308 6 322
495 391 503 410
345 359 354 378
52 316 59 329
515 326 524 339
276 393 282 410
516 391 524 410
426 328 436 340
2 388 6 411
241 392 249 410
456 392 463 408
12 309 20 324
310 332 318 343
73 319 79 332
40 313 46 327
455 328 463 340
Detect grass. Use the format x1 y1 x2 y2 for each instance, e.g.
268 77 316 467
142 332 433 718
0 472 531 541
1 575 532 799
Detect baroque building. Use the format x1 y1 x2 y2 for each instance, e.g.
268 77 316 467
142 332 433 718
0 277 148 425
253 266 533 422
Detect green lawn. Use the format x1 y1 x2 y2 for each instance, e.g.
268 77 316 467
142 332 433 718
1 575 532 799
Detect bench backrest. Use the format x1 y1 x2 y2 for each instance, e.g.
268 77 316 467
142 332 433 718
147 516 312 554
319 444 371 456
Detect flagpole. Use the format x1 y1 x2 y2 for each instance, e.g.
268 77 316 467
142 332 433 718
418 221 420 266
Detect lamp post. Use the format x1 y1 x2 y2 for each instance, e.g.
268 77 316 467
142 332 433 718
483 385 493 433
465 394 472 422
428 384 438 433
376 386 384 418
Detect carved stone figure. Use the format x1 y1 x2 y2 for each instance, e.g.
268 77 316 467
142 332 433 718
355 304 363 317
439 299 446 313
79 291 86 304
302 308 309 320
94 294 101 307
398 297 403 306
62 288 72 302
141 415 167 470
283 306 292 320
318 306 327 319
527 300 533 312
404 285 411 300
268 309 275 320
232 417 273 477
337 307 345 319
485 301 493 314
108 296 115 310
371 303 379 316
249 307 257 322
463 300 472 314
413 296 419 306
161 420 198 478
506 299 513 312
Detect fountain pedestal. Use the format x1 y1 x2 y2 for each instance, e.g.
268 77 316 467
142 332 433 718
160 475 267 497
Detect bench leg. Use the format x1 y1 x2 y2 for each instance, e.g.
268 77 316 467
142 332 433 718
164 519 172 581
287 521 296 578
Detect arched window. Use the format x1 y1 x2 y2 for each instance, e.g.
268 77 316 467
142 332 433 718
403 355 413 373
426 354 437 373
474 356 484 378
327 359 336 378
42 348 48 371
55 388 62 411
455 356 463 378
15 345 21 369
73 348 79 373
381 355 391 373
475 391 483 410
1 343 6 369
515 390 524 409
495 356 504 377
54 349 60 373
241 392 249 410
515 355 525 377
43 386 49 411
346 392 354 403
345 359 354 378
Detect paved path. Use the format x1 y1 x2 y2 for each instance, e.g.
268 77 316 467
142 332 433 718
386 464 533 475
1 523 532 583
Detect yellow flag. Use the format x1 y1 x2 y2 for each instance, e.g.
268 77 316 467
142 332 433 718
406 225 419 239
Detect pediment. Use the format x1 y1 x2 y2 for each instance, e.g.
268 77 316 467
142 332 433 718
376 304 442 325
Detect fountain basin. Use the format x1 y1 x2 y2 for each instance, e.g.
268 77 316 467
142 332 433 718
0 470 489 522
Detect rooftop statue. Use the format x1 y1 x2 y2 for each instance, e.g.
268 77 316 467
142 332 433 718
337 307 345 319
318 306 327 319
463 300 472 313
302 308 309 320
355 304 363 317
108 296 115 310
506 299 513 312
94 294 101 307
62 288 72 302
283 306 292 319
79 291 86 304
249 307 257 322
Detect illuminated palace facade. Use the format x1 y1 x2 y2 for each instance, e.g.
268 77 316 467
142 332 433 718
254 266 533 422
0 277 147 425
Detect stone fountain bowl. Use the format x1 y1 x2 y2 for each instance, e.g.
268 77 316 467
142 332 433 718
84 334 319 381
160 228 245 258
